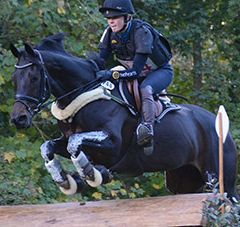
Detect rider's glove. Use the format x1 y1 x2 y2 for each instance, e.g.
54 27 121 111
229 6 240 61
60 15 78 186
96 70 112 81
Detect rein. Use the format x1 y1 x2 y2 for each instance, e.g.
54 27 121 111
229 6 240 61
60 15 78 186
14 50 139 118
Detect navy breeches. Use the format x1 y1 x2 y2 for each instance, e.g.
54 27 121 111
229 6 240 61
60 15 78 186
140 63 173 94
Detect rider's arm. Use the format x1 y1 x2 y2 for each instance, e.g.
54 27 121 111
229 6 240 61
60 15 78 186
96 52 148 81
98 26 112 62
116 53 148 79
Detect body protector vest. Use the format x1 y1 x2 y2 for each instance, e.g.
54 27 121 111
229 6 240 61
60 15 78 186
99 19 172 68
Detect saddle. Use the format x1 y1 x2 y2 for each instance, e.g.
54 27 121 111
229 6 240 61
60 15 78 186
119 79 181 121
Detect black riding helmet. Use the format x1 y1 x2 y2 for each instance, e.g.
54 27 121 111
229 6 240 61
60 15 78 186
99 0 135 18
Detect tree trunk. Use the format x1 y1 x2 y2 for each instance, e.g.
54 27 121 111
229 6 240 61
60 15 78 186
192 38 203 96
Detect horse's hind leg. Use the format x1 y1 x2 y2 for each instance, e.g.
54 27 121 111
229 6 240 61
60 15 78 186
206 138 239 201
40 136 85 195
223 145 239 201
165 165 205 194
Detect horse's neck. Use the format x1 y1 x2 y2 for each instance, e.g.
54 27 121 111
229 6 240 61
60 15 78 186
42 51 95 108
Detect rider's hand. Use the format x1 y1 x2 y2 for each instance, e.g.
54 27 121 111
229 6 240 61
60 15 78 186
96 70 112 81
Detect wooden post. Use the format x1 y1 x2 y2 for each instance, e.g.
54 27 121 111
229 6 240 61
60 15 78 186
218 112 225 214
218 112 224 197
215 105 229 214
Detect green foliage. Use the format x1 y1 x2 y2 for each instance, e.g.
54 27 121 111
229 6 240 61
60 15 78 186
202 191 240 226
88 173 169 201
0 134 45 205
0 0 239 205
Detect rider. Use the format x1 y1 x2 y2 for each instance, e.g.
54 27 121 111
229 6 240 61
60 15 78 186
96 0 173 148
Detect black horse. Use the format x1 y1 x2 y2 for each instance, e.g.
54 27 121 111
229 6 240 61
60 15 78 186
10 33 238 199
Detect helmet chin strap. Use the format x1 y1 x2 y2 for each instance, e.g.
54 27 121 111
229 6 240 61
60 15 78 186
124 15 132 23
118 17 132 33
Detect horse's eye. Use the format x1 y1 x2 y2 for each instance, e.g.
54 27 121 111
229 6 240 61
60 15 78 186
30 76 39 83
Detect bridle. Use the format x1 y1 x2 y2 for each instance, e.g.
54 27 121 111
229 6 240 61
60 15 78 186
14 50 51 116
14 50 101 116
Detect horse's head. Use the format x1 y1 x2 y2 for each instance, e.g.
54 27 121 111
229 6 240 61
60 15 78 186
10 43 50 129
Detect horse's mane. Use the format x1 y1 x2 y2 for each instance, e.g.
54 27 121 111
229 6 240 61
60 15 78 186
86 52 106 70
35 33 68 54
36 33 105 70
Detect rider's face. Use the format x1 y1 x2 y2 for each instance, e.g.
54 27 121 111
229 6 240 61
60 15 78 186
107 16 125 33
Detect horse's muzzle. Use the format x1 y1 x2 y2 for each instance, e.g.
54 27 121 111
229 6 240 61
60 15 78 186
11 114 32 129
11 101 33 129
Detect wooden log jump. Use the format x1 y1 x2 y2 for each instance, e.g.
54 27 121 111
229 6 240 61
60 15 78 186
0 193 209 227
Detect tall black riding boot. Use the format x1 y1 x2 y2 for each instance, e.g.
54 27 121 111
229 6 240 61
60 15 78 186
136 86 155 146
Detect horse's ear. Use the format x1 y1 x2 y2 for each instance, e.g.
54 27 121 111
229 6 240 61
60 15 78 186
24 43 36 57
10 44 20 58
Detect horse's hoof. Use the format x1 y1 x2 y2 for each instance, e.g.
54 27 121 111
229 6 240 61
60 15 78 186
70 172 86 193
59 174 77 195
86 168 103 187
95 165 113 184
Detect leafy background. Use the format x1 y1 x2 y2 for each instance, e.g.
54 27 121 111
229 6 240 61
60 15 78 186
0 0 239 205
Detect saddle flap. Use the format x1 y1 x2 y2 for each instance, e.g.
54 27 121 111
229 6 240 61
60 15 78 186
126 80 163 118
120 79 181 119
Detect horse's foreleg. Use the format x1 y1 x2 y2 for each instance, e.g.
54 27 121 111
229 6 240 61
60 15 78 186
67 131 112 187
40 138 69 186
40 137 85 195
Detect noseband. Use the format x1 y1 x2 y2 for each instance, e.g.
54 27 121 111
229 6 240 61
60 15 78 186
14 50 51 116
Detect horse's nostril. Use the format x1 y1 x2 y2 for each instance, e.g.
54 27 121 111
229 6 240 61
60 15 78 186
18 115 28 123
11 114 30 128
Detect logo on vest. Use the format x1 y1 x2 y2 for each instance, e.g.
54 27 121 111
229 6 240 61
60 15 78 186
111 39 118 44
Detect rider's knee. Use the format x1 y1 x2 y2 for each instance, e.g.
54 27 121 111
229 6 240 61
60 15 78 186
140 85 153 96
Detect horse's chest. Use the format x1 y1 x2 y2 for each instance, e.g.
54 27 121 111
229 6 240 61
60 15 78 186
58 121 83 138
